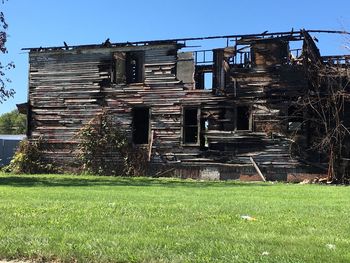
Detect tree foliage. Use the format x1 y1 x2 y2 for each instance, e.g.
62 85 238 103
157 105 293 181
0 109 26 134
0 0 15 103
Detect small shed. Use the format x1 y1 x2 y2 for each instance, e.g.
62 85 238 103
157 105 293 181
0 135 26 166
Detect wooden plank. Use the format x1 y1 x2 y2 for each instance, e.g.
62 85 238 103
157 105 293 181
249 156 266 182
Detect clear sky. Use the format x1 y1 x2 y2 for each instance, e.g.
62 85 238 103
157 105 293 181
1 0 349 114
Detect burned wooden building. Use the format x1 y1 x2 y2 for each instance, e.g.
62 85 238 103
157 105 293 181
22 29 350 180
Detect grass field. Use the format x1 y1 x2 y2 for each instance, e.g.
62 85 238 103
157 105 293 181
0 173 349 262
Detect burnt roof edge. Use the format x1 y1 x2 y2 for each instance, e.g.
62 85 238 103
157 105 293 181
22 29 350 52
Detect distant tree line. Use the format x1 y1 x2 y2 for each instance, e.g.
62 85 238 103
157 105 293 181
0 109 26 134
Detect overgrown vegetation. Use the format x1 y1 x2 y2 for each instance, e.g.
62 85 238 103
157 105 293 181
288 33 350 183
3 139 57 174
270 31 350 184
2 110 148 176
0 174 349 262
77 110 148 176
301 63 350 183
0 109 26 134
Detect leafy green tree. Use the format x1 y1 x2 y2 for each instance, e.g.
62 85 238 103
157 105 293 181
0 109 26 134
0 0 15 103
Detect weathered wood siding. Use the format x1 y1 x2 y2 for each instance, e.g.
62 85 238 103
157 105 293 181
198 48 308 169
25 30 350 179
28 44 219 166
27 35 335 177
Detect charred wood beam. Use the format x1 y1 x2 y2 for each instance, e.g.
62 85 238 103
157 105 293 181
322 55 350 65
302 29 322 64
22 30 350 52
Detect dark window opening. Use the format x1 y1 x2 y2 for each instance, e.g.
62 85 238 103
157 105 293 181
126 52 144 84
288 106 302 131
183 108 199 144
236 106 250 130
195 71 204 89
132 107 149 144
222 108 235 131
98 60 111 86
167 49 177 56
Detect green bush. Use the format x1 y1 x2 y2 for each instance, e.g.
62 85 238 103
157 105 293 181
77 111 148 176
4 139 57 174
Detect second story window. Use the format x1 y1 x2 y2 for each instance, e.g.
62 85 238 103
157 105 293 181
126 51 144 83
112 51 144 84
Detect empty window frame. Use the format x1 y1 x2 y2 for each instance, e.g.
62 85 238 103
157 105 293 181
204 72 213 90
183 107 200 144
287 106 302 131
112 51 144 84
236 106 251 130
200 118 209 149
126 51 144 83
195 66 213 90
132 107 150 144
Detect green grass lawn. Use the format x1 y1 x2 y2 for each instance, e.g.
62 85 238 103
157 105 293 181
0 173 349 262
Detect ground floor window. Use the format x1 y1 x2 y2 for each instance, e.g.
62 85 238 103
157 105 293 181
236 106 251 130
132 107 149 144
183 107 199 144
288 106 302 131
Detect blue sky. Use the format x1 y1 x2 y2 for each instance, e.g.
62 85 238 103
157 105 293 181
1 0 350 114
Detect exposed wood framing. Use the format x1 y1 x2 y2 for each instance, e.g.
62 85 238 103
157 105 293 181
23 29 350 179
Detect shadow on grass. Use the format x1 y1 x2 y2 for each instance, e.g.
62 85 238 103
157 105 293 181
0 175 272 188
